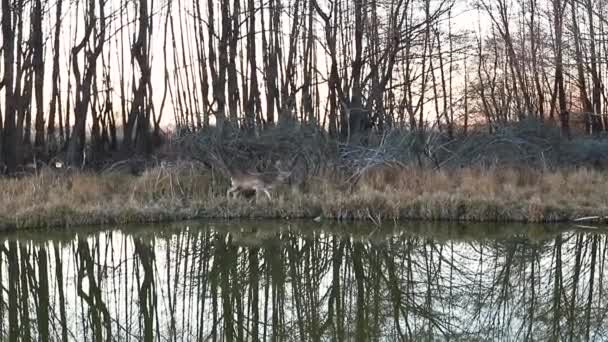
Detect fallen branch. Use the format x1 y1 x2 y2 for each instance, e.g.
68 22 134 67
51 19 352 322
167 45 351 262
573 216 608 222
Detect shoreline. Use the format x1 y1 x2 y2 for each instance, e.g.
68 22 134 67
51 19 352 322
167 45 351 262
0 204 596 232
1 165 607 231
0 218 578 245
1 202 602 232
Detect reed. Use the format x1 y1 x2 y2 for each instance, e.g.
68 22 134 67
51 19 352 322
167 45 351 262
0 163 606 230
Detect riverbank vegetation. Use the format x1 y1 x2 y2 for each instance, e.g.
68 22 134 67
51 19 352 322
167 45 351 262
1 121 606 230
2 162 607 230
2 0 608 229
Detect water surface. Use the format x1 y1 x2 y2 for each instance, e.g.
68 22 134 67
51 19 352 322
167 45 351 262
0 221 605 341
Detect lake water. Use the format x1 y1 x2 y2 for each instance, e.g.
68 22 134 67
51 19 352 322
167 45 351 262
0 221 605 341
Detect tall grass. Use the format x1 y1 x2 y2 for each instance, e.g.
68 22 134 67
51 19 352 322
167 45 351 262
0 162 606 230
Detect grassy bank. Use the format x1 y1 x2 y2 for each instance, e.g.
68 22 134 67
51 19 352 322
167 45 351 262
1 162 607 231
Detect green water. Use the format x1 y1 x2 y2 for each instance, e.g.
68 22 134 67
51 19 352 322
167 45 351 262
0 221 604 341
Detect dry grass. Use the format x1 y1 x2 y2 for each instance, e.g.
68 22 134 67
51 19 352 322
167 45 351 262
0 163 607 231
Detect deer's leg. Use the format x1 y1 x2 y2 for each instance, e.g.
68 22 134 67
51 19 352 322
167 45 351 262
227 186 237 198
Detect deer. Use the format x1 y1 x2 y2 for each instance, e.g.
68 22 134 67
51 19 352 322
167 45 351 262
225 162 291 201
208 152 293 201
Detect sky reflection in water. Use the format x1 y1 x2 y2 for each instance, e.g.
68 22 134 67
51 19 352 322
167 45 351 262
0 221 605 341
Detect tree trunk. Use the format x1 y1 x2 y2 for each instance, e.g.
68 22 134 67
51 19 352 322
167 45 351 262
585 0 603 132
48 0 63 148
571 0 593 134
529 0 545 121
246 0 261 131
123 0 152 154
207 0 224 125
66 0 106 166
194 0 209 127
553 0 569 138
348 0 369 141
217 0 230 124
33 0 45 150
228 0 240 124
1 0 18 173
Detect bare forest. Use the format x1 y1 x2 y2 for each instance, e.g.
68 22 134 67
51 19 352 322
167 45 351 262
1 0 608 173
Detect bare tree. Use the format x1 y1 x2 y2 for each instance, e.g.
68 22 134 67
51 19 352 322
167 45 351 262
66 0 106 166
571 0 593 133
48 0 64 148
32 0 45 151
1 0 18 172
123 0 153 153
552 0 569 138
246 0 261 130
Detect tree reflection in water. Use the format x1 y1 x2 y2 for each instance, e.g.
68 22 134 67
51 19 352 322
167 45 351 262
0 222 606 341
